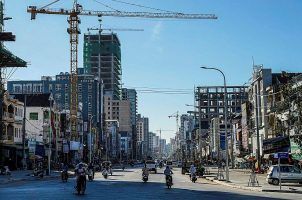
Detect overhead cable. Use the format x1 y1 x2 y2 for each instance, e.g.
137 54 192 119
109 0 181 14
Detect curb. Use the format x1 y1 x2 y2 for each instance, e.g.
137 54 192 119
0 174 60 185
204 177 302 194
204 177 262 192
262 189 302 194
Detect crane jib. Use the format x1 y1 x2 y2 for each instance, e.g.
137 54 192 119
27 7 218 20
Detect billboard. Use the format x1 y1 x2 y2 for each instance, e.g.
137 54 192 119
220 132 231 150
290 138 302 160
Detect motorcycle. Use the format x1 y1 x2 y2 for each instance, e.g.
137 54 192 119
88 169 94 181
33 168 44 178
166 175 173 189
142 174 148 183
102 170 108 179
61 170 68 182
159 163 163 169
191 173 197 183
0 166 11 175
76 174 86 195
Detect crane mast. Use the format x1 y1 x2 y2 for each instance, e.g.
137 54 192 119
67 2 82 139
27 2 217 141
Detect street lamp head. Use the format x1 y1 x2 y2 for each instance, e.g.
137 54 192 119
200 66 208 69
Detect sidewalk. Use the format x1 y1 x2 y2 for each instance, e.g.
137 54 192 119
0 170 61 185
203 168 302 194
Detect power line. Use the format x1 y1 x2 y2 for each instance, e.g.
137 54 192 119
125 85 192 91
108 0 181 14
91 0 121 12
25 119 43 132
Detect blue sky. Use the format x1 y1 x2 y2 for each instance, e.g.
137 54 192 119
3 0 302 141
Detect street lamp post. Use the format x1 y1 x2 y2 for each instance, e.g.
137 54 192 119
48 93 54 176
201 66 229 182
89 115 94 164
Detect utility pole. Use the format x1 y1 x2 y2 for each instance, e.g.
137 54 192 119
255 78 261 170
89 115 94 164
0 70 3 166
198 90 202 163
22 95 27 170
48 93 53 175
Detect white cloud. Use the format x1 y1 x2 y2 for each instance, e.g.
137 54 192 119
151 21 163 41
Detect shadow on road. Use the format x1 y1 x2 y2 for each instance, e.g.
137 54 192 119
0 178 292 200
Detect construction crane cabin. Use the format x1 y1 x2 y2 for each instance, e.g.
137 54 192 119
27 0 217 140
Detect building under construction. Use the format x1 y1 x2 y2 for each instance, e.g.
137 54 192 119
0 0 27 167
84 33 122 100
195 86 248 136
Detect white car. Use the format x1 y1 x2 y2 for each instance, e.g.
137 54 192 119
266 165 302 185
146 160 157 173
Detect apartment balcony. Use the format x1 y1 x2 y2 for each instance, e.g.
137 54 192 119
14 115 23 122
0 135 14 144
3 112 14 122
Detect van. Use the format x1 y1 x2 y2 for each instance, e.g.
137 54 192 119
266 164 302 185
166 161 173 169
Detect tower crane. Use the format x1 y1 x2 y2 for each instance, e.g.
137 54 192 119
168 111 180 133
27 0 217 139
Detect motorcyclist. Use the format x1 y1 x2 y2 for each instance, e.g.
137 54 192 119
164 166 173 183
142 164 149 177
88 162 94 178
109 165 113 175
102 166 109 178
63 163 68 172
75 163 86 188
189 164 196 177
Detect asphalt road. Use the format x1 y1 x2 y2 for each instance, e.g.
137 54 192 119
0 167 301 200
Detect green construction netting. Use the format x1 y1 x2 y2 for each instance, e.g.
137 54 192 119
83 35 121 74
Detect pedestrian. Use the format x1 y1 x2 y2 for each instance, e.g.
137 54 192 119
222 161 225 170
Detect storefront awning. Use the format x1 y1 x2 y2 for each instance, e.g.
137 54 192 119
1 143 28 150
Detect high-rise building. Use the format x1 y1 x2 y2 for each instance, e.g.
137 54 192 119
84 33 122 100
180 114 195 159
136 114 149 158
122 88 137 158
122 88 137 126
149 132 156 156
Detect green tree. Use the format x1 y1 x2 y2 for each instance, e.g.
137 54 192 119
276 75 302 146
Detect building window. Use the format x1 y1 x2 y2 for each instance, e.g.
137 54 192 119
29 112 39 120
55 84 61 91
78 84 82 92
55 93 61 101
13 85 22 93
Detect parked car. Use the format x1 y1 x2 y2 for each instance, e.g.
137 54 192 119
266 164 302 185
146 160 157 173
